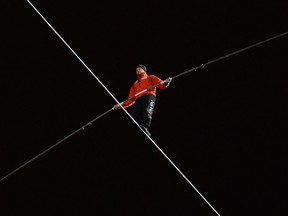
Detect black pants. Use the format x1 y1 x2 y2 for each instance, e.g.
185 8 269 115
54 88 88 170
131 94 156 130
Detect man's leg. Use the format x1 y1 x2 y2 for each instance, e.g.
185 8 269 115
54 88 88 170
142 94 156 132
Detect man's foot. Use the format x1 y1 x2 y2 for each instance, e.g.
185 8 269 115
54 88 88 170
140 125 151 139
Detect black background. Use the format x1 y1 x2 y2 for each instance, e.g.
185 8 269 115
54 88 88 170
2 0 288 215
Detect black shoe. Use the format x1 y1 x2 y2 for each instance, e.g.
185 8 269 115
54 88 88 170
140 125 151 139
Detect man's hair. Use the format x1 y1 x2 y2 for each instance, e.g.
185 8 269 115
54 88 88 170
136 64 147 72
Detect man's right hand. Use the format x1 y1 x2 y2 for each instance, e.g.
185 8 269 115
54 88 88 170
113 104 122 110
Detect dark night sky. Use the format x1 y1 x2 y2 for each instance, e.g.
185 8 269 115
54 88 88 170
2 0 288 215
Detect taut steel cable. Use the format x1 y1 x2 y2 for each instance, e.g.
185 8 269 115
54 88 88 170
4 1 224 215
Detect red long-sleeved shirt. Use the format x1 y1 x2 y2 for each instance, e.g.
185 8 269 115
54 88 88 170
122 72 169 108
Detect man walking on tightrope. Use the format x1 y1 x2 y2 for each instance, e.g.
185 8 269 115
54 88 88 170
114 64 172 138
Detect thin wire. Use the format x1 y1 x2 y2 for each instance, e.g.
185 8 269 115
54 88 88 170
0 81 164 183
172 31 288 80
0 108 113 183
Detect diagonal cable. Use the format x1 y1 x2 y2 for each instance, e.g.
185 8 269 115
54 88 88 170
2 1 222 215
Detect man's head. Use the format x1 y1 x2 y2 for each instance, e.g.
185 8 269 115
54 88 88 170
136 64 147 75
